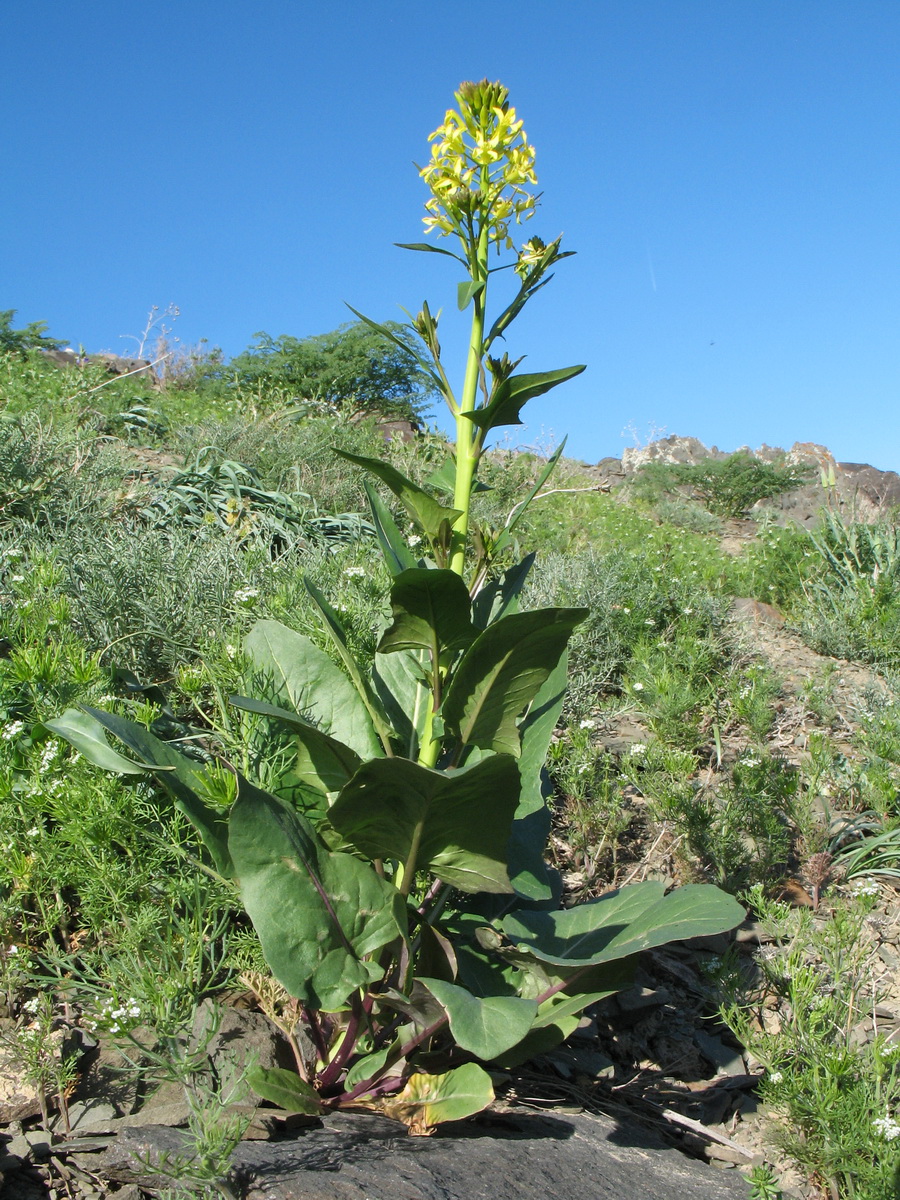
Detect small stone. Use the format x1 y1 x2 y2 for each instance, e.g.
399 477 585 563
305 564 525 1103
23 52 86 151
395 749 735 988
52 1098 118 1133
694 1030 746 1077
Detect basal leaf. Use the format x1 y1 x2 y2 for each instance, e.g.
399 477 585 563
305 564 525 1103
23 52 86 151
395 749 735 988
329 755 520 894
344 1046 394 1091
245 1066 324 1114
442 608 588 757
228 781 407 1011
378 568 477 659
419 977 537 1060
501 882 745 967
244 620 381 762
382 1063 494 1130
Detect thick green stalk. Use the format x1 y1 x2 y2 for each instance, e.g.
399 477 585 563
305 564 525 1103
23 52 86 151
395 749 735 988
449 219 489 578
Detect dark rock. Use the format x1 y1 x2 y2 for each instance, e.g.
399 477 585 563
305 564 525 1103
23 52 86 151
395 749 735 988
97 1108 750 1199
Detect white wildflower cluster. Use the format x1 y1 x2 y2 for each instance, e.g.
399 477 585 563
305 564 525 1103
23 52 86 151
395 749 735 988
632 682 644 692
408 535 422 549
1 548 25 562
739 756 761 768
2 720 25 741
873 1115 900 1141
578 719 596 731
768 1070 784 1085
879 1042 900 1061
87 996 142 1034
39 739 59 770
225 644 238 660
629 743 647 757
851 879 880 898
233 586 259 603
22 997 41 1015
343 566 365 578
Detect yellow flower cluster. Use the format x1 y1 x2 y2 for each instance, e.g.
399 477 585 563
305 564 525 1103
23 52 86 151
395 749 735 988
420 80 537 250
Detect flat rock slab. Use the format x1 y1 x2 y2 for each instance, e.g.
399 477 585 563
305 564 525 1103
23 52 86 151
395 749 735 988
97 1109 749 1200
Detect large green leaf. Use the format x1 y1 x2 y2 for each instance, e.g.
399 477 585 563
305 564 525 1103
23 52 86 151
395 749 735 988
471 554 535 629
244 1066 324 1115
463 366 586 434
371 648 430 758
363 480 417 577
442 608 588 757
501 882 745 967
302 578 393 752
228 695 361 796
425 458 491 496
45 708 154 775
378 568 477 659
50 707 233 879
505 648 570 901
334 450 462 542
244 620 381 762
228 781 407 1011
383 1063 495 1129
329 755 520 894
419 977 537 1060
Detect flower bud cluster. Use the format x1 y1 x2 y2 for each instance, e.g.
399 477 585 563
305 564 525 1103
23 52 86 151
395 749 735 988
420 79 537 250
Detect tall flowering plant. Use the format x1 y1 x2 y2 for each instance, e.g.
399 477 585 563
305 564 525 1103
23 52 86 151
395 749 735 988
51 82 742 1130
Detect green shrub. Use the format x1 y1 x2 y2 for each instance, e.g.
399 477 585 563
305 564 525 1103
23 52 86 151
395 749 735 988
632 452 810 519
214 320 438 423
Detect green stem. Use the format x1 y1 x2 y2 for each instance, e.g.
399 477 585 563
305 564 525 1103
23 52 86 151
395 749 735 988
449 219 489 577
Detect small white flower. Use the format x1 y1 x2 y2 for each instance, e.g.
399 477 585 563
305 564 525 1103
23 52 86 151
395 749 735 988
740 757 761 768
852 879 880 897
225 644 238 660
629 743 647 756
344 566 365 578
769 1071 783 1085
22 997 40 1015
880 1043 900 1060
579 719 596 730
622 607 631 614
26 827 40 838
10 575 24 584
3 720 25 740
408 535 422 548
233 586 259 603
874 1115 900 1140
683 607 693 615
644 618 655 626
632 682 644 692
7 945 17 956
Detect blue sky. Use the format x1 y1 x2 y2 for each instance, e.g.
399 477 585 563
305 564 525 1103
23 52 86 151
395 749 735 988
4 2 899 469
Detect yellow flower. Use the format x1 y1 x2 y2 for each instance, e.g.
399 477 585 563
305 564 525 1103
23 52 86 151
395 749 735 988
420 80 537 250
